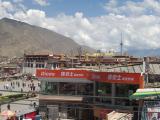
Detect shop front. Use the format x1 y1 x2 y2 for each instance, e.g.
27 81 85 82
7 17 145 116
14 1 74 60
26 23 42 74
36 69 144 120
41 81 93 96
90 72 144 120
36 69 94 120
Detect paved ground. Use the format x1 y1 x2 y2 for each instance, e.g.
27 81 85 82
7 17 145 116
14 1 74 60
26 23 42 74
0 97 39 120
0 79 40 120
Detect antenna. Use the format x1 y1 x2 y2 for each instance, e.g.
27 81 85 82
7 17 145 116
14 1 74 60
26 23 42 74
120 32 123 55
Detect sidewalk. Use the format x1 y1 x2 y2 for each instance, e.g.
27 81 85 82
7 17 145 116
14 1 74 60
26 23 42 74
0 97 39 120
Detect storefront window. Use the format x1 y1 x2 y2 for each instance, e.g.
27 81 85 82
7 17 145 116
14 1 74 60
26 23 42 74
44 82 58 94
41 81 93 96
77 83 93 95
96 82 111 104
116 84 138 106
59 83 76 95
116 84 138 97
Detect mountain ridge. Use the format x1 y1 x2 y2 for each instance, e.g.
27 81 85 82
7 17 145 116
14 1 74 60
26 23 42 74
0 18 94 57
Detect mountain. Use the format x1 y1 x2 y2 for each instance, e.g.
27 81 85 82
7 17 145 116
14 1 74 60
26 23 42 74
0 18 94 57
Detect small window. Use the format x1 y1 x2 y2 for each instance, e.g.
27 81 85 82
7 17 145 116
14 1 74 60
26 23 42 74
36 64 39 68
30 64 33 68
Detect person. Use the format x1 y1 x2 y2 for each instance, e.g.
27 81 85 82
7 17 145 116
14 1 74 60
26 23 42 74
33 102 36 108
6 84 9 90
7 104 10 110
21 88 23 93
33 86 35 91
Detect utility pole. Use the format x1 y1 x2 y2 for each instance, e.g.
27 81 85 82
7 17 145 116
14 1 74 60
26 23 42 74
120 32 123 56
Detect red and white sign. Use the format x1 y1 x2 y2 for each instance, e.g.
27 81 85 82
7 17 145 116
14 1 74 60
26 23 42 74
36 69 89 79
89 72 142 84
36 69 143 85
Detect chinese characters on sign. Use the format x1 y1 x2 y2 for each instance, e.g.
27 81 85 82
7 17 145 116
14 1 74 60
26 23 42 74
60 71 84 77
40 71 55 77
91 74 101 80
107 74 134 81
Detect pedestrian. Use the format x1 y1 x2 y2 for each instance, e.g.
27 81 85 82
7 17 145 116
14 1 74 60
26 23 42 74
33 86 35 91
7 104 10 110
33 102 36 108
6 84 9 90
38 82 40 87
21 88 23 93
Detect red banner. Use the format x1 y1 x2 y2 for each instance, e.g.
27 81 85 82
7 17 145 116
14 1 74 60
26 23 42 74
36 69 143 85
36 69 89 79
89 72 142 84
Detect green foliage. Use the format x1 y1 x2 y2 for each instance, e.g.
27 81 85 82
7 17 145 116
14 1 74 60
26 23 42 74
0 94 25 103
5 94 24 98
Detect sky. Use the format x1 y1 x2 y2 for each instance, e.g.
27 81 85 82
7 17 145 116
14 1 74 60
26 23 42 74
0 0 160 53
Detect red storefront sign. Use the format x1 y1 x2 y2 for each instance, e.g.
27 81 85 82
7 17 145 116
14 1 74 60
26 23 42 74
36 69 89 79
89 72 143 85
36 69 143 86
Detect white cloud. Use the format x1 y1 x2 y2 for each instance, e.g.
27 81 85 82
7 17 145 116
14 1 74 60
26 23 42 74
104 0 160 16
33 0 49 6
1 0 160 53
1 1 14 12
0 1 14 19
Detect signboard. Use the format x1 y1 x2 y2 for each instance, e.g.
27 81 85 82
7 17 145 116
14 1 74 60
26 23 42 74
147 107 160 120
36 69 89 79
36 69 143 85
89 72 142 85
142 101 160 120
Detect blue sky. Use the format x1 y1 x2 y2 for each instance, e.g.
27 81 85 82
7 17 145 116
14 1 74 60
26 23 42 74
23 0 107 17
22 0 144 17
1 0 160 53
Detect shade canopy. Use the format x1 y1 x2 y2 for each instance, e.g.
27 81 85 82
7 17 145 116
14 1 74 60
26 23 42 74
1 110 16 118
129 88 160 100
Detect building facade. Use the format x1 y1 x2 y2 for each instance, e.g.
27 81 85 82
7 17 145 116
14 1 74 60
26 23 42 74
36 69 144 120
